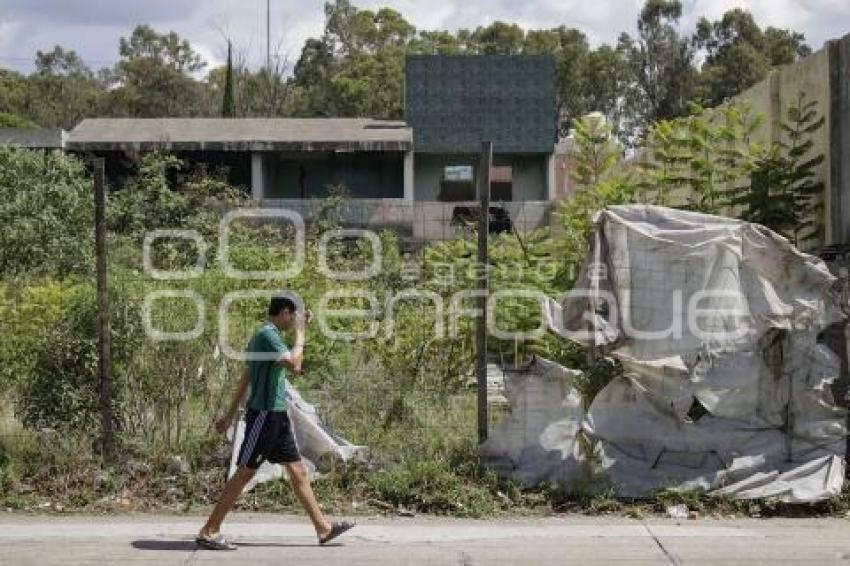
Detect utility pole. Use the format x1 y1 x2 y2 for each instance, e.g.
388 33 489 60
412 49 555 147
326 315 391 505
93 158 113 460
476 141 492 444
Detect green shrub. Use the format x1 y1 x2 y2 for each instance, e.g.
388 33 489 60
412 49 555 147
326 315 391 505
727 91 826 246
0 279 91 393
15 287 142 435
0 149 94 276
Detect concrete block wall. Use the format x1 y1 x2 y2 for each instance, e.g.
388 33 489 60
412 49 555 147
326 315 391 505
731 33 850 246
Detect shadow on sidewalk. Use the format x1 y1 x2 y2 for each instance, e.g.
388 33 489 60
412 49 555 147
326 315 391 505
237 541 342 548
130 540 342 551
131 540 197 551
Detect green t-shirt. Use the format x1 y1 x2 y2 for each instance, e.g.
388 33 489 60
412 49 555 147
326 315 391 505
246 322 290 411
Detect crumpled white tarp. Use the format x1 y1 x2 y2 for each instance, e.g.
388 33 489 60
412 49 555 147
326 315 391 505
481 357 586 487
482 205 847 502
228 386 365 492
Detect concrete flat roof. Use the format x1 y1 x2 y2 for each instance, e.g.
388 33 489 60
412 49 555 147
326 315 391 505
66 118 413 152
0 128 65 149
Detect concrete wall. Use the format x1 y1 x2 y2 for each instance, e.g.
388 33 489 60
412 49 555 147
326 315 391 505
259 151 405 199
731 36 850 408
829 35 850 247
413 153 550 202
732 34 850 246
552 144 576 202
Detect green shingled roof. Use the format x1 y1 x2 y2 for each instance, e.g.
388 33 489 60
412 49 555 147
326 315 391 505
405 55 557 154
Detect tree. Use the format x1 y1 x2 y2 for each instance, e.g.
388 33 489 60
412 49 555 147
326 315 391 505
0 69 32 125
205 33 294 117
291 38 338 116
0 112 36 128
694 9 811 105
639 103 762 211
290 1 417 118
104 25 207 117
620 0 697 144
222 41 235 117
34 45 94 77
727 90 826 247
25 46 104 129
118 25 205 72
557 114 637 280
205 62 277 117
729 152 796 237
569 114 620 189
764 28 811 66
773 92 825 245
412 30 462 54
522 27 596 136
330 46 407 118
468 22 525 54
578 44 630 141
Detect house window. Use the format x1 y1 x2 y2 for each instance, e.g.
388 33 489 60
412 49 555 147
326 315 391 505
438 165 475 201
490 166 513 201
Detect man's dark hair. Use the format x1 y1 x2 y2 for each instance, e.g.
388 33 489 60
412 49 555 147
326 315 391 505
268 296 296 316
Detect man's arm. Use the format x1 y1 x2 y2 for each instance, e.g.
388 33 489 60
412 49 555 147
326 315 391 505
279 310 309 375
280 323 305 375
215 367 250 433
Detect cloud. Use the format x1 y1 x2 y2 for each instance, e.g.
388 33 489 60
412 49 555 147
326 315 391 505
684 0 848 49
0 0 846 74
0 0 204 26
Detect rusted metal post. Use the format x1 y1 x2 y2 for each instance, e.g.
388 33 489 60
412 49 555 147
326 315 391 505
476 141 492 444
94 158 113 459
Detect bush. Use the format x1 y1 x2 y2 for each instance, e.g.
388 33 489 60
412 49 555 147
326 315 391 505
0 279 92 393
0 149 94 276
15 287 143 435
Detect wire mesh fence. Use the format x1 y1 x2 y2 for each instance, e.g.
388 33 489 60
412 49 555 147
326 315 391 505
0 172 573 517
261 199 552 242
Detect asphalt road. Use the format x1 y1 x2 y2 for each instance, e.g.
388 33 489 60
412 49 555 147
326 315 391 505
2 512 850 565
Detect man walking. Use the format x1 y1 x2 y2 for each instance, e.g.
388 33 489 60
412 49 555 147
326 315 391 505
196 295 354 550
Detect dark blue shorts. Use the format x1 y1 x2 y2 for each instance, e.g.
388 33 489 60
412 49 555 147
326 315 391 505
237 409 300 469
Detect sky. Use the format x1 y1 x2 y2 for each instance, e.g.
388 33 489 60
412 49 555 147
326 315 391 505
0 0 848 75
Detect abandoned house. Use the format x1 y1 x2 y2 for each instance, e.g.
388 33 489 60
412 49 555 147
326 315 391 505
41 54 555 241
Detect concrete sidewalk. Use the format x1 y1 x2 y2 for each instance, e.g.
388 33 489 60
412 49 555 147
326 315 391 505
1 512 849 565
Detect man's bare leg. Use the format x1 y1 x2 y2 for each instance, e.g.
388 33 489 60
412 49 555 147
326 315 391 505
199 466 256 537
285 461 332 538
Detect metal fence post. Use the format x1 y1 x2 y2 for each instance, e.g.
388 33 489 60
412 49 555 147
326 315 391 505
477 141 492 444
93 158 113 459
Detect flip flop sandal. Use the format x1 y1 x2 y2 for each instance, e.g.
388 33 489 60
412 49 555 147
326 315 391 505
319 521 355 545
196 532 238 551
